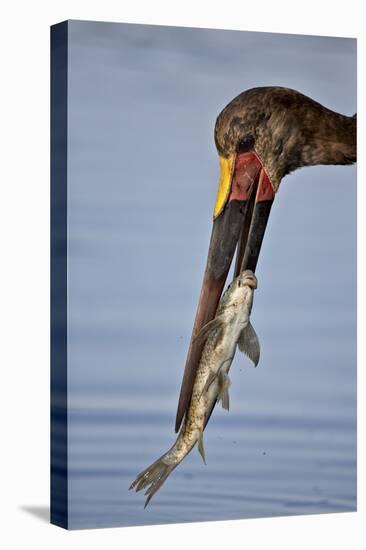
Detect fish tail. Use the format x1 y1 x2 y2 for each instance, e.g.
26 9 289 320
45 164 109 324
129 453 177 508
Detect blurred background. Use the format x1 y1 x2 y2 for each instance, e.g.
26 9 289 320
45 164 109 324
66 20 356 528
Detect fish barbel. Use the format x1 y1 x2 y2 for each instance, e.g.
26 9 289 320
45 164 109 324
129 269 260 507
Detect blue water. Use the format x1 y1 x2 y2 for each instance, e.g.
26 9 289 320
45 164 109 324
65 20 356 529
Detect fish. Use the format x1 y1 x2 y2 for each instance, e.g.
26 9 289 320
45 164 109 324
129 269 260 507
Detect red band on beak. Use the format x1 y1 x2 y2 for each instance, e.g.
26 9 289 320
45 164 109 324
228 152 262 202
256 168 275 202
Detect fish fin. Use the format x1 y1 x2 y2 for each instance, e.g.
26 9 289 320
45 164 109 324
200 355 233 400
200 369 218 398
193 316 224 345
198 433 206 464
129 456 177 508
238 322 260 367
217 370 231 411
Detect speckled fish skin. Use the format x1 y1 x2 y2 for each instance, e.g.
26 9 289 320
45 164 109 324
129 270 260 507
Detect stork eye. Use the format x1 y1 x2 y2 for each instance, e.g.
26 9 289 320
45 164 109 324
238 135 255 153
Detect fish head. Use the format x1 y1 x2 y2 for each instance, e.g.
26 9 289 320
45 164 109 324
236 269 258 290
220 270 258 309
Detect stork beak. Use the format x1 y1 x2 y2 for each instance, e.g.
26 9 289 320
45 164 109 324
175 151 274 432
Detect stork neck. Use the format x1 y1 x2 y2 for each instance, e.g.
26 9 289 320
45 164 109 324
309 111 356 167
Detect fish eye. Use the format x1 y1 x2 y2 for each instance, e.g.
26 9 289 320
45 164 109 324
238 134 255 153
